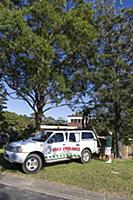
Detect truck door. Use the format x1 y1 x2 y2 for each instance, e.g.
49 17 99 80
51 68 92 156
81 131 97 153
64 132 81 158
45 132 66 162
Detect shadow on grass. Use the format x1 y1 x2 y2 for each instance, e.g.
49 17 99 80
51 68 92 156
0 154 22 173
46 156 102 168
0 153 104 173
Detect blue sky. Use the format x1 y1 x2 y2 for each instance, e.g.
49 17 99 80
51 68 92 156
122 0 133 7
5 0 133 119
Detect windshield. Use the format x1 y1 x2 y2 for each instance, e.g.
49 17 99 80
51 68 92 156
31 131 53 142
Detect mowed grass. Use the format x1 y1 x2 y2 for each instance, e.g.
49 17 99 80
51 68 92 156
30 159 133 198
0 149 133 198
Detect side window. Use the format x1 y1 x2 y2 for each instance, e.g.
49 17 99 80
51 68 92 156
48 133 64 143
69 133 76 142
69 133 80 142
82 132 94 140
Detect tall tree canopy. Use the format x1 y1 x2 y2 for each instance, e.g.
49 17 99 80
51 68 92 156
83 0 133 157
0 0 97 129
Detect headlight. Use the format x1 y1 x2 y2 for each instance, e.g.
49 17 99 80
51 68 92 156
5 145 23 153
13 146 23 153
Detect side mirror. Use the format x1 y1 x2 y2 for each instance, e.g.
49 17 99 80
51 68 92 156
47 137 55 144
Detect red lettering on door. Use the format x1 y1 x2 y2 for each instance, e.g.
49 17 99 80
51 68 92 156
63 147 80 151
52 147 62 151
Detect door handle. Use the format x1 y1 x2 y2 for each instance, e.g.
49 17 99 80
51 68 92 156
63 144 65 146
76 144 80 146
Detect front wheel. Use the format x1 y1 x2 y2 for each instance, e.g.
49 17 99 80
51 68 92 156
22 154 42 174
81 149 91 164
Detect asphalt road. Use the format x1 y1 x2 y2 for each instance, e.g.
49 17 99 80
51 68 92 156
0 183 68 200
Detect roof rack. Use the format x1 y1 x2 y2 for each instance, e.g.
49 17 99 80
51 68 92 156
40 125 95 132
40 125 79 130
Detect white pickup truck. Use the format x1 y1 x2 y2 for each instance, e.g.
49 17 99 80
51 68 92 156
4 129 99 173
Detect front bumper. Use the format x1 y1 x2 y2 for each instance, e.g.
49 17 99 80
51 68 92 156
4 151 29 164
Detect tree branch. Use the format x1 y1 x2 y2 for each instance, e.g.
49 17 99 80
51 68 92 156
43 103 72 113
4 79 36 111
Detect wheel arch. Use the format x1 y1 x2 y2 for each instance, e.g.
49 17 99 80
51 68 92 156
28 151 45 165
80 148 92 164
82 148 92 155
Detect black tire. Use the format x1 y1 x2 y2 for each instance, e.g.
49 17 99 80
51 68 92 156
22 154 43 174
81 149 91 164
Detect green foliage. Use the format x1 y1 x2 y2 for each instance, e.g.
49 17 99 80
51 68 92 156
43 116 66 125
0 111 36 140
18 123 36 140
78 1 133 158
0 0 97 129
80 1 133 157
0 111 30 132
42 116 56 124
85 1 133 136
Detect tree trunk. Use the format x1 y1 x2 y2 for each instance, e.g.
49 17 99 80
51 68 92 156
34 84 45 131
35 109 43 131
114 102 121 158
35 97 44 131
115 131 120 158
82 112 88 129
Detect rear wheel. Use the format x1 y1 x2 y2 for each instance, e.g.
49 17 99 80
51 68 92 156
81 149 91 164
22 154 42 174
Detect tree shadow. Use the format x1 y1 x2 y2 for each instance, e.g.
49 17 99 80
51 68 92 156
0 184 11 200
0 154 22 172
0 153 106 173
0 191 11 200
46 159 72 168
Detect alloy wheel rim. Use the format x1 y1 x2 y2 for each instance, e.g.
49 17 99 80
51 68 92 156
26 158 39 171
83 152 89 162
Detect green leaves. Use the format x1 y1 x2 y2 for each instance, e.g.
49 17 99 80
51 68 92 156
63 3 97 47
0 111 30 132
90 1 133 140
0 0 97 129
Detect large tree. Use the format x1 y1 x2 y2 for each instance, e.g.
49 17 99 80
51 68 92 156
88 1 133 157
0 0 97 129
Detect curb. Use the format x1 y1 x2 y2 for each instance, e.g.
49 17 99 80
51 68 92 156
0 173 132 200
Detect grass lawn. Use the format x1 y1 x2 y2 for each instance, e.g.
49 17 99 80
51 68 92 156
31 159 133 198
0 148 4 154
0 149 133 198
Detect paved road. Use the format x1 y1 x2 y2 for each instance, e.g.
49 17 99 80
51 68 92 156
0 173 131 200
0 183 68 200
